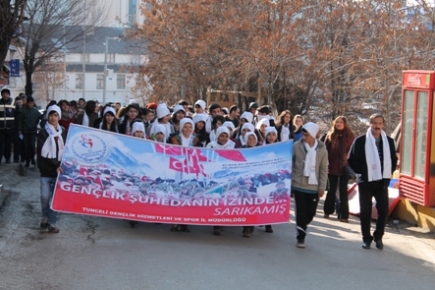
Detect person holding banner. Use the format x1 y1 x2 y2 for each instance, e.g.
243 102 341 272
37 105 67 233
241 132 259 237
149 103 175 141
132 122 146 139
150 124 167 143
168 118 202 233
119 104 141 135
169 118 201 148
206 126 235 150
292 122 328 248
263 126 280 233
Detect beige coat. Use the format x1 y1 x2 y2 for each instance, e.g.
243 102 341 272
292 140 329 193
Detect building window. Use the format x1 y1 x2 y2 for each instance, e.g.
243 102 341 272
132 55 141 65
97 74 104 89
108 53 116 64
81 53 90 63
8 77 16 88
117 74 125 89
76 74 83 89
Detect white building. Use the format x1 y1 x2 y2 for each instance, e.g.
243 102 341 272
3 26 148 108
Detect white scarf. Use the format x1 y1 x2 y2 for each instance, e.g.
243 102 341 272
41 123 65 161
303 140 318 185
82 112 89 127
206 140 235 149
209 129 217 142
239 134 247 147
365 128 392 181
181 134 195 147
280 125 290 141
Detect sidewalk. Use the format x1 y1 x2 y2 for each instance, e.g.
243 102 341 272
0 162 28 206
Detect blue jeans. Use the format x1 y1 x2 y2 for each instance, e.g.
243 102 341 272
40 177 57 225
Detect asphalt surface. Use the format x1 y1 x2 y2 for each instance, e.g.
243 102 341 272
0 164 434 290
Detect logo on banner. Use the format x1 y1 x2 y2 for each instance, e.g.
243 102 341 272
71 134 109 163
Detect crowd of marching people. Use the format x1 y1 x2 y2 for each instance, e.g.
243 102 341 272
0 88 398 249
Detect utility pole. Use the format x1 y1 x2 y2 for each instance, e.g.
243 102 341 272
103 37 119 105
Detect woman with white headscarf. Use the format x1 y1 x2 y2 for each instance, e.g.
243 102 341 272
169 118 201 147
98 106 118 133
168 118 201 233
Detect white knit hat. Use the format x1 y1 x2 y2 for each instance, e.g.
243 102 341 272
194 100 206 110
222 121 235 131
241 123 255 132
180 118 194 130
132 122 145 135
193 113 208 124
172 104 185 114
256 117 270 130
46 105 61 119
103 107 116 116
240 112 253 123
156 103 170 119
265 126 277 136
302 122 319 138
244 132 258 145
151 124 166 137
216 126 230 139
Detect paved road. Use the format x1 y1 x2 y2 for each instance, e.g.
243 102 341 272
0 165 434 290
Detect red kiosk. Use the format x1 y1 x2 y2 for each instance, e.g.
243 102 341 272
400 70 435 207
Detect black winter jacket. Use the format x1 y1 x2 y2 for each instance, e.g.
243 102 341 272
348 134 397 184
37 126 67 177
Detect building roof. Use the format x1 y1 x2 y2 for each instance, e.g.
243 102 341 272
22 25 147 55
66 64 140 73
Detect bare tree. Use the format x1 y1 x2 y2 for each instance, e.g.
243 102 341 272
0 0 27 68
20 0 109 96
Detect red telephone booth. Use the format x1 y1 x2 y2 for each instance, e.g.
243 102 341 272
400 70 435 207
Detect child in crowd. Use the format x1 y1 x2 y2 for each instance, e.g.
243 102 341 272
169 118 202 232
206 127 236 149
263 126 279 233
240 131 259 237
149 103 175 139
132 122 146 138
237 123 255 147
222 121 240 148
170 104 186 133
119 104 140 135
128 121 147 228
150 124 167 143
208 115 226 142
256 118 270 145
99 107 119 133
232 112 253 140
193 114 210 147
